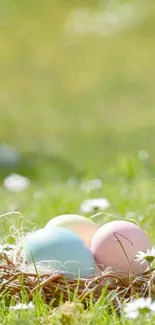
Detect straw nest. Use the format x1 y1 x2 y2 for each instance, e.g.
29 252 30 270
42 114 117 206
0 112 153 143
0 246 155 308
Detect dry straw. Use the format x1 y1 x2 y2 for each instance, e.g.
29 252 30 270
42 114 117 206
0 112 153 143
0 211 154 307
0 247 155 308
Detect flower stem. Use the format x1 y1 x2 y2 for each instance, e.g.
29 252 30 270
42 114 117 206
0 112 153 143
148 262 152 298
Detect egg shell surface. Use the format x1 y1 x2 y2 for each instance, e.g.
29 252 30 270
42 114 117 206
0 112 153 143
25 226 95 278
91 220 152 274
45 214 98 247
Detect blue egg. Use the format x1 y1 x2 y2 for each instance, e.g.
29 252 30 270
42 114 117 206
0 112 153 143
25 227 95 278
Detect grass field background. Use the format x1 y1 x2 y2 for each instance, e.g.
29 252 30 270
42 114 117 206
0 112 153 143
1 0 155 323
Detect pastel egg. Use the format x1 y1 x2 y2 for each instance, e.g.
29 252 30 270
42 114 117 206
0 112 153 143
45 214 98 247
91 220 151 274
25 226 96 278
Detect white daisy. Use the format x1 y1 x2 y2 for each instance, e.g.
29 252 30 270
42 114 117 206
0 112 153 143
80 179 102 193
9 302 35 311
135 248 155 264
3 173 30 192
65 4 146 38
125 211 136 219
0 244 16 252
125 297 155 319
80 198 110 213
138 150 149 161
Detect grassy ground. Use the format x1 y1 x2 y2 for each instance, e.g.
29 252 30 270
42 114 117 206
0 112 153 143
1 0 155 323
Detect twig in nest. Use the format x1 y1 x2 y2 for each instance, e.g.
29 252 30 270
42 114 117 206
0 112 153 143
113 232 135 296
0 249 154 307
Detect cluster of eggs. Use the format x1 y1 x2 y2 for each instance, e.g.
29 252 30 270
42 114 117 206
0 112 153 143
25 214 152 278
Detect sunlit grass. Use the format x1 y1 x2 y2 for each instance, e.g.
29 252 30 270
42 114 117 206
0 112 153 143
1 0 155 323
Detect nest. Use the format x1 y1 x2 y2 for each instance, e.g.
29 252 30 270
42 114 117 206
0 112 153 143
0 248 155 308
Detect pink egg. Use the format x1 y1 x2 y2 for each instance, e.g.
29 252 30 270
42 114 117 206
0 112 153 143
91 220 152 274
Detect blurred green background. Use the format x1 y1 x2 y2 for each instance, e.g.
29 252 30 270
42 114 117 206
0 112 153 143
1 0 155 241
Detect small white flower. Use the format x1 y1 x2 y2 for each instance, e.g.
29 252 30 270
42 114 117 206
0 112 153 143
33 191 43 200
135 248 155 264
81 179 102 192
138 215 144 222
125 309 139 319
9 302 35 311
3 173 30 192
65 4 147 38
125 211 136 219
125 297 155 319
66 178 77 186
80 198 110 213
120 187 128 196
0 244 16 252
148 203 155 210
138 150 149 160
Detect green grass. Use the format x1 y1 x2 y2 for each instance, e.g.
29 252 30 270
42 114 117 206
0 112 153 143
1 0 155 323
